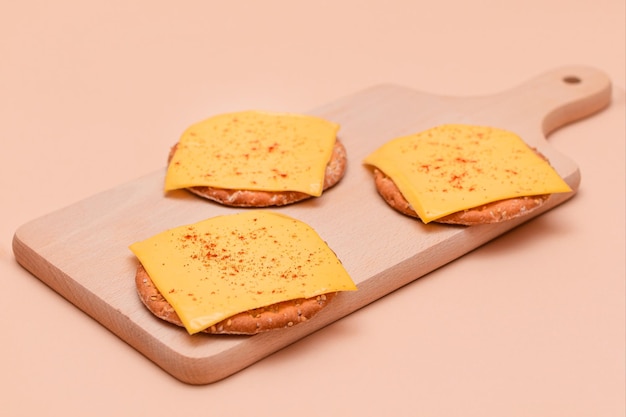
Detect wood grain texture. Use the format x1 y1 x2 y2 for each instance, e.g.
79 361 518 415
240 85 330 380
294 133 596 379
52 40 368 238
12 66 611 384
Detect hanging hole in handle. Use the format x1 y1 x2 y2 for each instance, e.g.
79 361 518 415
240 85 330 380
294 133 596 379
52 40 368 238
563 75 582 84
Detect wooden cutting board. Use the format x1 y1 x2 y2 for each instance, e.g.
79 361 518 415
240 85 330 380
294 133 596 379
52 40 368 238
12 66 611 385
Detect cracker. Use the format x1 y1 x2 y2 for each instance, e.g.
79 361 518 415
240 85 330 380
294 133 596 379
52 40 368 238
167 139 347 207
372 168 549 225
135 264 336 335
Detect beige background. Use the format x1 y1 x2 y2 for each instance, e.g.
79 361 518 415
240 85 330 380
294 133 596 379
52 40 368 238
1 0 624 416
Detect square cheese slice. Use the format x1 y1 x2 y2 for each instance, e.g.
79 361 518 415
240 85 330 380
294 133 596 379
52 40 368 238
165 110 339 196
364 124 572 223
129 211 357 334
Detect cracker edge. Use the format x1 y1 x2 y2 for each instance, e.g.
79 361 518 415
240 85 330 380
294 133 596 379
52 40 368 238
168 138 347 207
372 168 550 225
135 264 337 335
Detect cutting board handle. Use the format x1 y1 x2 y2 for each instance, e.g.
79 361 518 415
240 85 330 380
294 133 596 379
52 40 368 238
508 65 612 137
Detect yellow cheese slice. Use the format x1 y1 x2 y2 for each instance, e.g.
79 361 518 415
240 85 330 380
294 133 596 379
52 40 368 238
129 211 357 334
164 110 340 196
363 124 572 223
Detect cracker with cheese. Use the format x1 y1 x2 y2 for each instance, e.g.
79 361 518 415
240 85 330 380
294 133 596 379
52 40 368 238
363 124 572 225
129 211 357 335
165 110 347 207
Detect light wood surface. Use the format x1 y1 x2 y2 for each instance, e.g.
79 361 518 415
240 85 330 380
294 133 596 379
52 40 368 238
12 66 611 384
2 1 624 415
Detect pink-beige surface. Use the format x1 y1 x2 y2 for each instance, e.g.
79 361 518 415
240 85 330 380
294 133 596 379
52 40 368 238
2 0 624 415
